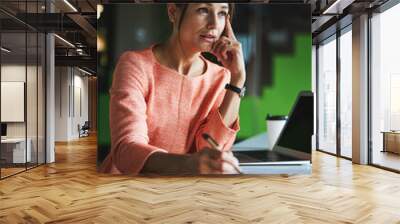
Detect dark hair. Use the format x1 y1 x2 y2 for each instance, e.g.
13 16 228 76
175 3 235 30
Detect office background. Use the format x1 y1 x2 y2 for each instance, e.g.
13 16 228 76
96 3 311 165
0 1 47 178
314 2 400 171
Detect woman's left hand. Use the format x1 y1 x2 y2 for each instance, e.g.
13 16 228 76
211 16 246 86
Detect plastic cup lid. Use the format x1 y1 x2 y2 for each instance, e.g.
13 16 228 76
266 114 288 120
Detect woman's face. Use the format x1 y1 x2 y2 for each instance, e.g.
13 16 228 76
174 3 229 53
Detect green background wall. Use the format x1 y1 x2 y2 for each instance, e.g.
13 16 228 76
238 34 311 139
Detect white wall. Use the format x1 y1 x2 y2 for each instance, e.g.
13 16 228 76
1 65 41 138
1 64 46 163
1 66 26 127
1 64 26 81
1 82 25 122
54 67 89 141
1 65 26 140
55 66 70 141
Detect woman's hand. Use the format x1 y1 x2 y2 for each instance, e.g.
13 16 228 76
211 16 246 86
185 148 241 174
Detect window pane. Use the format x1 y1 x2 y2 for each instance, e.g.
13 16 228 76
1 29 28 177
371 3 400 171
38 32 45 165
318 36 337 154
27 30 38 169
340 28 352 158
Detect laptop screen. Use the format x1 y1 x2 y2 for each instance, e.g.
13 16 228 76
273 91 314 160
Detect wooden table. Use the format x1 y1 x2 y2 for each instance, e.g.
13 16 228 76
381 131 400 154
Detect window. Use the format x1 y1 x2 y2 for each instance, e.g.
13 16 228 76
317 35 337 154
0 1 46 179
371 2 400 171
339 27 352 158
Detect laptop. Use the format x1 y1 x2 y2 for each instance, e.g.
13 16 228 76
233 91 314 173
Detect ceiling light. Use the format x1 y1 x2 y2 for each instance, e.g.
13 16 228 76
76 48 85 55
78 67 92 76
54 34 75 48
1 47 11 53
322 0 354 15
97 5 104 19
63 0 78 12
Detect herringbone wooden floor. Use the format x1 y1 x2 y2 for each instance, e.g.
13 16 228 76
1 134 400 223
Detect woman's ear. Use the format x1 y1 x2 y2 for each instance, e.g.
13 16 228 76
167 3 177 23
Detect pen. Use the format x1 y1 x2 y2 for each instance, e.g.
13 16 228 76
202 133 242 174
202 133 220 149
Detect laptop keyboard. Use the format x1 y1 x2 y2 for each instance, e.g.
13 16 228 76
233 150 300 163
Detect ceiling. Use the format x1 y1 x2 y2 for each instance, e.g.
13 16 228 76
0 0 98 73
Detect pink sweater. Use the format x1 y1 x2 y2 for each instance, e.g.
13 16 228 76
99 46 240 175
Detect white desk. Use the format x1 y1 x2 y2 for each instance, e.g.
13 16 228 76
232 132 312 175
1 138 31 163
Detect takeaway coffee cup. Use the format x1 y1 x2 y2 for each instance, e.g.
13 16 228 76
266 114 288 149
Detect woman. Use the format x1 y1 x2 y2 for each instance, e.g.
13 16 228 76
100 3 246 175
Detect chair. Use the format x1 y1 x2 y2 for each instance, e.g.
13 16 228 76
78 121 90 138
